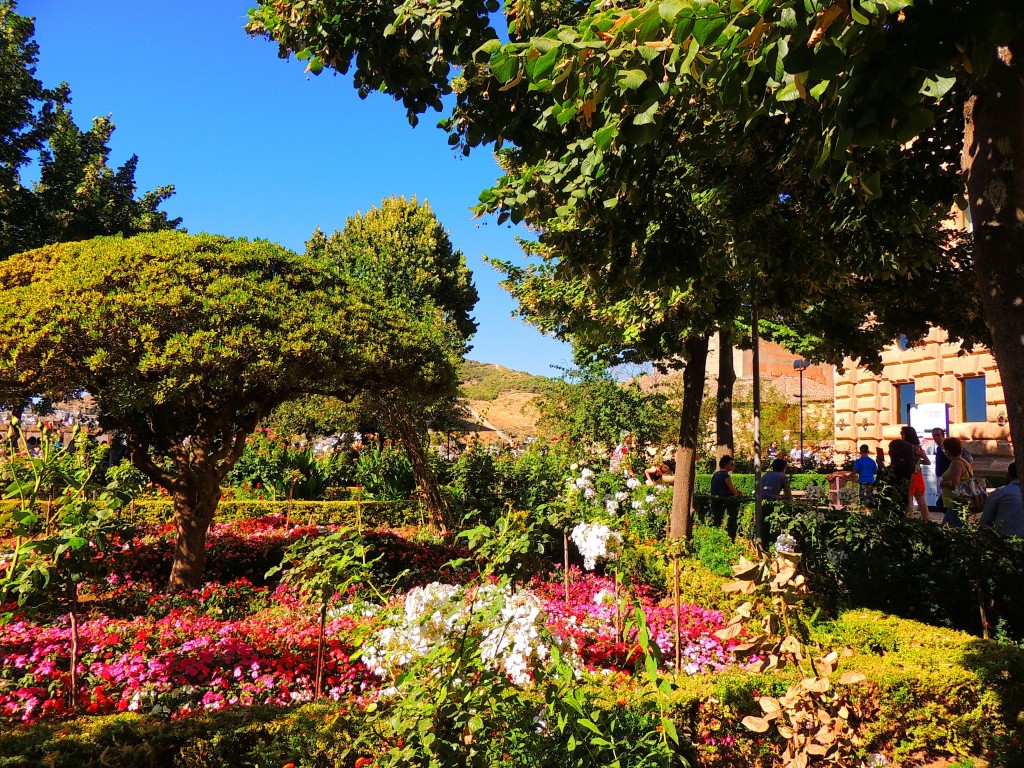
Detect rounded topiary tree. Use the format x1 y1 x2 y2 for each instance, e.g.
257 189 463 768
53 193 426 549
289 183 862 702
0 231 451 590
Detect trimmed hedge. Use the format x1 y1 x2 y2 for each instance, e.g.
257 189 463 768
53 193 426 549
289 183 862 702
0 499 423 535
694 472 828 496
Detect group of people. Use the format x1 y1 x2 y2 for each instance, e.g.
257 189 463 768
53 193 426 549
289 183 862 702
705 425 1023 537
710 454 793 501
882 425 1022 535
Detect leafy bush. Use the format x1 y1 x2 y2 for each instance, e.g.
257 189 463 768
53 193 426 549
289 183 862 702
771 496 1024 641
355 443 415 500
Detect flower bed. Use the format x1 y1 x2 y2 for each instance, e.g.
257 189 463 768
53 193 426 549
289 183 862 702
0 518 737 725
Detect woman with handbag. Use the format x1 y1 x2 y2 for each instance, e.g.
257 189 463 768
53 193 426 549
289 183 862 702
939 437 971 527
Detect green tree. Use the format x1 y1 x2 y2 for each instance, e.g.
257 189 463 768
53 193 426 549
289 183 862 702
468 0 1024 479
0 231 452 590
536 363 672 452
0 1 178 258
307 197 478 531
246 0 986 543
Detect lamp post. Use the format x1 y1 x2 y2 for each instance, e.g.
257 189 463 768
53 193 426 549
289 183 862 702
793 359 810 469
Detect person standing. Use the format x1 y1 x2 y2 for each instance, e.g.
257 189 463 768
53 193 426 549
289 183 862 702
938 437 971 527
852 444 878 504
931 427 951 516
711 455 744 497
901 426 931 520
979 462 1024 536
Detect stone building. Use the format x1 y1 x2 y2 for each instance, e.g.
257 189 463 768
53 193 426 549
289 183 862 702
833 328 1012 474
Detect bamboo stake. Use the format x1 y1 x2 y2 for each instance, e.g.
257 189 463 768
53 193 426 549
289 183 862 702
564 530 570 605
673 556 681 672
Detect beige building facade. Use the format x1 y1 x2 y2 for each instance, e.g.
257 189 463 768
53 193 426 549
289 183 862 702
833 328 1012 473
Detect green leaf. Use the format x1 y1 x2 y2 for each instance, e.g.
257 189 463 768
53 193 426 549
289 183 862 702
525 46 560 81
775 81 801 102
859 171 882 199
693 10 727 45
578 718 602 735
531 36 561 53
617 69 648 90
920 73 956 100
490 51 518 84
895 108 935 143
658 0 685 22
594 118 619 151
645 652 659 686
475 39 502 57
661 716 679 744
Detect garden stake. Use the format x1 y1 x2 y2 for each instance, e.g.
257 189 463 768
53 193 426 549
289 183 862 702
614 572 622 640
355 486 365 531
563 530 570 606
315 602 327 699
977 583 991 640
673 556 681 671
68 586 79 709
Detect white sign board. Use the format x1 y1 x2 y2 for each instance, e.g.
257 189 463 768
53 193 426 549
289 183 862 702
909 402 949 435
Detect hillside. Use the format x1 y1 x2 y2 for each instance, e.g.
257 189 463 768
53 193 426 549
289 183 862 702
459 360 553 401
458 360 553 443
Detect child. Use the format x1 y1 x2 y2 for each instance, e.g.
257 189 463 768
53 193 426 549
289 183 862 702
852 443 878 505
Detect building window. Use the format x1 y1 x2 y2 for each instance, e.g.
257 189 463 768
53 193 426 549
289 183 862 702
962 375 987 422
896 382 916 424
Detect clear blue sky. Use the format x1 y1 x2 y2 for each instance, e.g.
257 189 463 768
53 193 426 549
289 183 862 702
20 0 572 377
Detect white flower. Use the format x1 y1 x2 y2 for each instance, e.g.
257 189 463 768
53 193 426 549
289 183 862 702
592 588 615 605
615 491 629 502
580 468 594 479
626 477 641 490
584 487 596 500
570 522 623 570
631 500 642 510
362 582 574 687
774 533 799 554
605 499 619 514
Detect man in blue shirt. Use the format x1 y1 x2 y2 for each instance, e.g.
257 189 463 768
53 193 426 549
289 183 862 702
761 458 792 500
852 443 877 504
980 462 1024 537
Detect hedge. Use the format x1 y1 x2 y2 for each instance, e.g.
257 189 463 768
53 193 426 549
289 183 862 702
0 498 424 536
694 472 828 496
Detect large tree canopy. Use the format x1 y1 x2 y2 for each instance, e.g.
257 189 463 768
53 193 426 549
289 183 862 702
0 231 454 589
306 196 479 530
0 1 179 258
247 0 996 537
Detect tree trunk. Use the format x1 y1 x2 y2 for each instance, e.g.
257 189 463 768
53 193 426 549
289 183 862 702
167 481 221 592
716 326 736 460
391 409 450 533
963 38 1024 474
669 334 710 540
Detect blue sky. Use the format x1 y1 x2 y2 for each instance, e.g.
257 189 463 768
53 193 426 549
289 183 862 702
20 0 572 377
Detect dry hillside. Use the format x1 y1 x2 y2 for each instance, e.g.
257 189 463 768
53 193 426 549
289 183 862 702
458 360 551 443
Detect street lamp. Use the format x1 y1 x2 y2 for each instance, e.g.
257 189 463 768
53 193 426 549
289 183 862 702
793 359 810 469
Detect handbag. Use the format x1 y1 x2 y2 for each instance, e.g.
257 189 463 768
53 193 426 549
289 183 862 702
953 461 987 514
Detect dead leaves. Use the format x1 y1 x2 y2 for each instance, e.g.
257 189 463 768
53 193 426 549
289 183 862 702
808 2 850 47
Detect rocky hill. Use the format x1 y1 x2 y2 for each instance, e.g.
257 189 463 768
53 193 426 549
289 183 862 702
458 360 553 443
